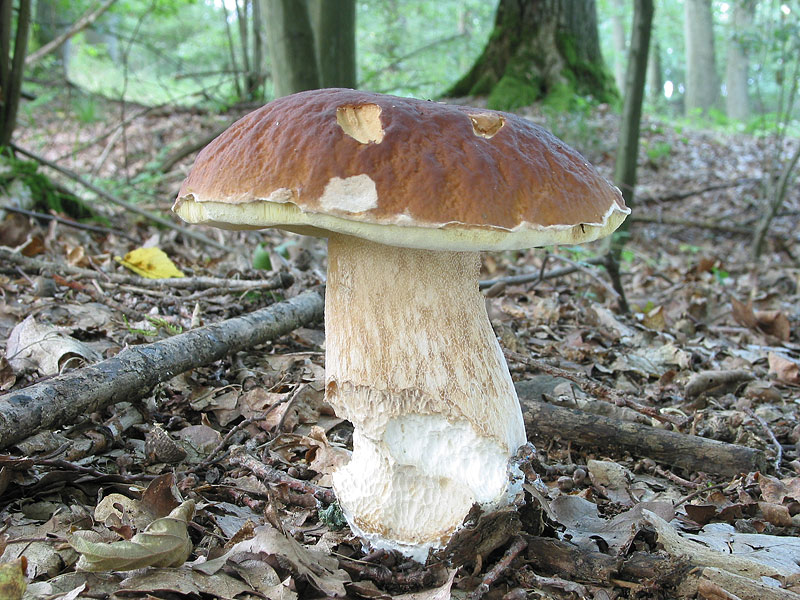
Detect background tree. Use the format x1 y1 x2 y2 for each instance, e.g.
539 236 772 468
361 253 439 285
0 0 31 147
263 0 319 98
605 0 654 312
308 0 356 89
684 0 719 114
725 0 753 121
446 0 616 110
264 0 355 98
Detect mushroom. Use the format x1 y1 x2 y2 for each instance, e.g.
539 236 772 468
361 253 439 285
173 89 629 561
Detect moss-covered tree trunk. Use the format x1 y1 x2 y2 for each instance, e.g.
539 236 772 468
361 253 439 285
446 0 616 110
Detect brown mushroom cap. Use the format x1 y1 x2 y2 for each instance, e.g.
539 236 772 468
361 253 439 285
173 88 629 251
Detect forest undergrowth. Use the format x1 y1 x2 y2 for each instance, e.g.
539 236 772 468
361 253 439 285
0 96 798 599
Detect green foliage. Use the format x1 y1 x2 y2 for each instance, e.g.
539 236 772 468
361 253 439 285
0 153 101 221
318 502 347 530
252 244 272 271
122 314 182 337
487 74 540 111
644 140 672 164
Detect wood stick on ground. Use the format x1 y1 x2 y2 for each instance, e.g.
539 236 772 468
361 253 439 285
228 446 336 504
9 143 231 253
629 214 751 235
638 178 760 204
467 535 528 600
516 382 766 478
479 256 605 290
0 247 294 291
507 351 685 428
0 289 324 449
0 205 139 242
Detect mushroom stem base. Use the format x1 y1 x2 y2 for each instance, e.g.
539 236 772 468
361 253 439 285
324 234 527 560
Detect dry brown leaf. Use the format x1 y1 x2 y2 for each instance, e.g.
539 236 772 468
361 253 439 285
228 524 350 597
5 315 101 375
768 353 800 385
758 502 792 527
732 298 792 341
70 500 195 572
731 297 759 330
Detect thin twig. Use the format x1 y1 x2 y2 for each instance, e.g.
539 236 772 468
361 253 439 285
545 253 620 298
673 483 727 509
228 446 336 504
506 350 687 428
479 256 605 289
9 143 232 253
466 536 528 600
0 205 138 242
0 247 293 291
744 407 783 474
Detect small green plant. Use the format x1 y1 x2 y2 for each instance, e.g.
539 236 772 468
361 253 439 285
123 315 182 337
318 502 347 530
71 96 101 124
679 243 702 254
711 266 730 284
644 140 672 164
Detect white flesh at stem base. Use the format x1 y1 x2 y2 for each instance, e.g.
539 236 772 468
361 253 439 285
324 233 527 562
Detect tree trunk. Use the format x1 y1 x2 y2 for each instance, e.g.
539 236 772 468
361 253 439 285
725 0 752 121
446 0 616 111
251 0 265 98
647 38 663 102
605 0 654 313
684 0 719 114
308 0 356 89
263 0 319 97
611 0 626 93
0 0 31 148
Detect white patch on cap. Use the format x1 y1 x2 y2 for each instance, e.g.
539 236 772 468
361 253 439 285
320 174 378 213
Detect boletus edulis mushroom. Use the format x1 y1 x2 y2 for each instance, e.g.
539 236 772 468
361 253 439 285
173 88 629 561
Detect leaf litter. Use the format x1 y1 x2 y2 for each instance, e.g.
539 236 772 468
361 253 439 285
0 97 797 599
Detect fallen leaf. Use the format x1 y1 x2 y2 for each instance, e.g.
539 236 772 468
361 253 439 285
70 500 195 572
227 524 350 596
768 353 800 385
0 556 26 599
5 315 101 375
394 569 456 600
119 567 253 599
115 247 185 279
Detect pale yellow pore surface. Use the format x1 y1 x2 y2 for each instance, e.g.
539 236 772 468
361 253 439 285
325 234 526 554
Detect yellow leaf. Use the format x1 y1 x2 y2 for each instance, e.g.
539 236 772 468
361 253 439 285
115 247 185 279
0 557 27 599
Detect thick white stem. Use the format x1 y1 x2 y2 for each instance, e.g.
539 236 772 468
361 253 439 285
325 234 526 560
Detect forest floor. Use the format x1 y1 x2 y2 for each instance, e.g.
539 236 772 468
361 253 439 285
0 94 798 600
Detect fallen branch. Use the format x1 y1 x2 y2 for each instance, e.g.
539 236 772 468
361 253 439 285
10 143 231 253
629 214 751 235
228 445 336 504
479 256 605 290
0 247 293 291
0 289 324 449
515 382 766 478
638 178 760 204
508 352 685 428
